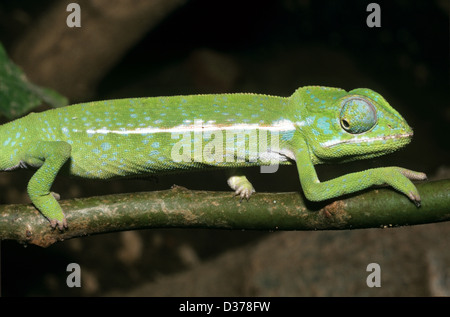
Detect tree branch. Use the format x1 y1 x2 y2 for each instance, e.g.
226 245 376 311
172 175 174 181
0 180 448 247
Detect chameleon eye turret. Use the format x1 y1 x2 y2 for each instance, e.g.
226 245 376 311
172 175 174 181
339 97 377 134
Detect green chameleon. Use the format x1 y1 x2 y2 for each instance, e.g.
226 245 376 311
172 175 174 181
0 86 426 229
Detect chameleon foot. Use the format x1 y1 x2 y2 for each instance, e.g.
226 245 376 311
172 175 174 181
380 167 426 207
227 175 255 200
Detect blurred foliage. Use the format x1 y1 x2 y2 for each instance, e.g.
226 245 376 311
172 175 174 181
0 42 67 119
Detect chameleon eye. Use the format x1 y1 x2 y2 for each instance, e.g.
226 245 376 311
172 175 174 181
339 97 377 134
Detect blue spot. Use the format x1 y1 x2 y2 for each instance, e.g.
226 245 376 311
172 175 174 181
4 137 11 146
151 142 160 148
281 130 295 141
101 142 111 151
150 150 159 156
316 117 332 135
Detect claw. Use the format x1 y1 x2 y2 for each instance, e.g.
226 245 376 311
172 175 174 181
407 191 421 208
234 187 255 201
49 217 68 231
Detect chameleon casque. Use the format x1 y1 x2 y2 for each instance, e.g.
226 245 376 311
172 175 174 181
0 86 426 229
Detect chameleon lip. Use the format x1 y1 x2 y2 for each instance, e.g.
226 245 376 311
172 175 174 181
321 132 413 148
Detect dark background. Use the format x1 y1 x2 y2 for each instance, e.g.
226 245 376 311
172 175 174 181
0 0 448 296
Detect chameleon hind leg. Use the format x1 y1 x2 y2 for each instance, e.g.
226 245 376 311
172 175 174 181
226 169 255 200
24 141 72 229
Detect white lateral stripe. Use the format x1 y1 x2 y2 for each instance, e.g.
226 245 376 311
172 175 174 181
82 120 296 135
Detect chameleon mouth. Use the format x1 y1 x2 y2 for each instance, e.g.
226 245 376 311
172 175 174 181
321 132 413 148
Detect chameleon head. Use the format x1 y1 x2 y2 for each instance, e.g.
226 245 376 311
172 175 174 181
296 87 414 163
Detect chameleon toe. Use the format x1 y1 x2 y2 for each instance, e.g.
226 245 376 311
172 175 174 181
407 191 421 207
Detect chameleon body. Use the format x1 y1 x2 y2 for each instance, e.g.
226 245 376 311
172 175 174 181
0 86 426 229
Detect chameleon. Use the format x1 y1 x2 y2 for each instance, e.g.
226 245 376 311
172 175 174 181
0 86 426 229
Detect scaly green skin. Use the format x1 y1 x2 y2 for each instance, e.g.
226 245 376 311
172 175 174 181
0 86 426 229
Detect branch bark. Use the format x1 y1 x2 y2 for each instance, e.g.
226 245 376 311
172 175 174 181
0 179 448 247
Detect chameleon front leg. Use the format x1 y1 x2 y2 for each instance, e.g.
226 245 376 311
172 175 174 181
293 138 427 206
24 141 72 229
